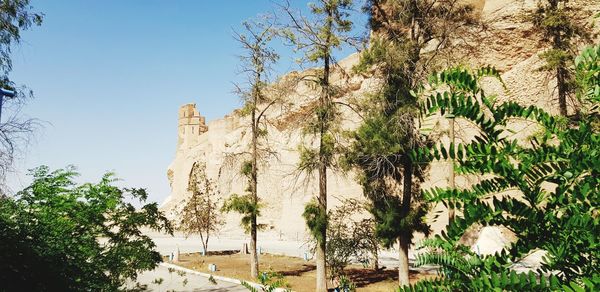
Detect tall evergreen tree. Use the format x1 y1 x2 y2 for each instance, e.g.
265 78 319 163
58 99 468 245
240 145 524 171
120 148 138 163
223 17 280 279
347 0 477 286
529 0 595 116
279 1 354 290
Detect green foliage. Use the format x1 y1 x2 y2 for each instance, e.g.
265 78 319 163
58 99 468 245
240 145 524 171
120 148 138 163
370 195 430 249
302 199 328 245
0 1 43 184
325 199 379 278
297 145 320 175
575 43 600 106
399 270 600 292
241 271 291 292
0 166 172 291
0 0 43 78
152 277 164 285
282 4 356 288
222 193 264 234
347 3 478 273
241 160 253 177
410 59 600 290
235 15 280 134
527 0 595 115
282 0 352 64
282 0 355 175
347 90 432 250
234 16 282 277
337 275 357 292
208 274 217 285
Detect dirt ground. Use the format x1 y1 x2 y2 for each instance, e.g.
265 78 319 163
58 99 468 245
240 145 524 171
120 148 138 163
173 251 432 291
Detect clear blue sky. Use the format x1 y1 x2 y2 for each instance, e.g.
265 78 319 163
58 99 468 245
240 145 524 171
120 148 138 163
8 0 368 204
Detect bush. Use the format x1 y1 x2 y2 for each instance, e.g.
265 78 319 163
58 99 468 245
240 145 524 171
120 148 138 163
406 48 600 290
0 166 172 291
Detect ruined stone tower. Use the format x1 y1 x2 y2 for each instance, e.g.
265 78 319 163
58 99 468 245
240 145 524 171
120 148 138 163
177 103 207 148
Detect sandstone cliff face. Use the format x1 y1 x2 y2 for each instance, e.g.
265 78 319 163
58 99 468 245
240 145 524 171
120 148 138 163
162 54 374 239
161 0 599 240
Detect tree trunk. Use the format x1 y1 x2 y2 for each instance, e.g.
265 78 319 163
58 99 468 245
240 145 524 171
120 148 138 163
204 233 209 255
250 227 258 278
399 155 413 287
199 221 207 254
398 235 410 287
557 66 568 116
549 0 568 116
401 157 413 214
316 135 329 288
315 7 334 292
250 90 260 279
448 116 455 224
316 216 327 291
371 248 379 270
316 128 328 292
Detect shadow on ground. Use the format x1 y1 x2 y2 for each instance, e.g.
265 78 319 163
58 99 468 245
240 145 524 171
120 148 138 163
278 264 316 276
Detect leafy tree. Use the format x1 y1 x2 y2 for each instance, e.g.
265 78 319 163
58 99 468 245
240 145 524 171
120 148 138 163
228 16 280 278
0 0 43 188
407 48 600 290
0 166 172 291
279 1 355 290
305 198 379 283
347 0 477 286
325 198 379 280
528 0 596 117
177 162 224 254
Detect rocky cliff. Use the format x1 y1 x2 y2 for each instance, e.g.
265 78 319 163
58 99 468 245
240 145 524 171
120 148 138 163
161 0 599 240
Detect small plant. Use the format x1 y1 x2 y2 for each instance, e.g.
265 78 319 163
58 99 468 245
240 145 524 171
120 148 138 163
182 278 188 287
132 283 148 291
208 274 217 285
241 271 291 292
337 275 356 292
152 277 164 285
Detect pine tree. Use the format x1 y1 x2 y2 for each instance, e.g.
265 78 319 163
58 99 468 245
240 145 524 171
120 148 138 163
529 0 595 116
279 1 354 290
347 0 477 286
224 16 280 279
236 18 277 279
